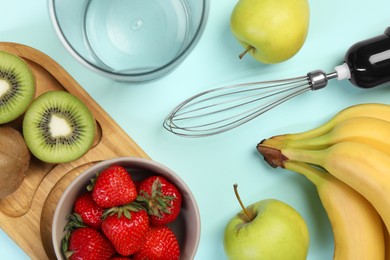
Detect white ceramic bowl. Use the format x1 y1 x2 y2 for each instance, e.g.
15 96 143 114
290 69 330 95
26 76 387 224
52 157 201 259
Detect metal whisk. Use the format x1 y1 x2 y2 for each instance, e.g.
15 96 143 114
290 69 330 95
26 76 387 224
163 69 340 137
163 27 390 137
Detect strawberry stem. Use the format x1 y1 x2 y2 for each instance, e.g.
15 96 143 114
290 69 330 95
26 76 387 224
64 213 87 231
136 178 175 218
62 214 86 259
102 202 144 219
86 172 99 191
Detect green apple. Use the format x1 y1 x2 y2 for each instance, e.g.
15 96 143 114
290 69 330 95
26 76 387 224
230 0 310 64
223 185 309 259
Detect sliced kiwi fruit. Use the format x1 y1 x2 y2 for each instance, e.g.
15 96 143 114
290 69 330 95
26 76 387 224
0 126 30 198
22 90 96 163
0 51 35 124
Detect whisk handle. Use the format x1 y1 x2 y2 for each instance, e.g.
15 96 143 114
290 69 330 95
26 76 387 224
343 27 390 88
307 70 333 90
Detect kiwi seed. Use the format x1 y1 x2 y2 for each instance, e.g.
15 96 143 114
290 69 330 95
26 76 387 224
0 126 30 198
22 90 96 163
0 51 35 124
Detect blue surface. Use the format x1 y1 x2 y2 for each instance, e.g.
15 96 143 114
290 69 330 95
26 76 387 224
1 0 389 259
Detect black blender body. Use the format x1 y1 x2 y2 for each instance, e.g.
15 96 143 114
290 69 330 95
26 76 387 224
345 27 390 88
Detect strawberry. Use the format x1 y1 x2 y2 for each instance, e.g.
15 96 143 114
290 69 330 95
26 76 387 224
137 176 182 226
133 226 180 260
91 165 137 208
73 192 105 229
62 227 116 260
102 207 149 256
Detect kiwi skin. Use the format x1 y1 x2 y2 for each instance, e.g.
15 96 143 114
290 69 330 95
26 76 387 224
22 90 96 164
0 126 30 198
0 51 36 124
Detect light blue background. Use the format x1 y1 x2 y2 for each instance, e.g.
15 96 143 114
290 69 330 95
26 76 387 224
1 0 390 259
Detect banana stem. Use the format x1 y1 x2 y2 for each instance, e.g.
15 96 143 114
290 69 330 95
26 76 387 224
257 144 288 168
257 143 324 169
282 136 330 150
261 135 330 151
284 161 328 187
282 147 324 166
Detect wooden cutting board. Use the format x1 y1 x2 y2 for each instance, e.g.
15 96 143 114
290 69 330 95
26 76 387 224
0 42 149 260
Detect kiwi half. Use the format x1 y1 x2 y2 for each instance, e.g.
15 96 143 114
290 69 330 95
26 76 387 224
0 51 35 124
22 91 96 163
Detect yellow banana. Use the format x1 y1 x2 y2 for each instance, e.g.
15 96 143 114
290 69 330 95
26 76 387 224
275 117 390 155
285 161 385 260
258 141 390 234
265 103 390 144
383 221 390 260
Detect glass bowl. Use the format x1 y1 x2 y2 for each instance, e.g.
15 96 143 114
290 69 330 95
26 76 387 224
48 0 209 82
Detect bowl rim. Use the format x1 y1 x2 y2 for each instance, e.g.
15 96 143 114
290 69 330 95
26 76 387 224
52 156 201 259
47 0 210 82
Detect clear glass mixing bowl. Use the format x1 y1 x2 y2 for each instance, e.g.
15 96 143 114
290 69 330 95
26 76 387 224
48 0 209 82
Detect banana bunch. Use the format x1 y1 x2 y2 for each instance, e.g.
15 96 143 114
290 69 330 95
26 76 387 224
256 103 390 260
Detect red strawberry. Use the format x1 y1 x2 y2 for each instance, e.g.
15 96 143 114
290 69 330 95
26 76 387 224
133 226 180 260
91 165 137 208
102 208 149 256
73 192 105 229
62 227 116 260
137 176 182 226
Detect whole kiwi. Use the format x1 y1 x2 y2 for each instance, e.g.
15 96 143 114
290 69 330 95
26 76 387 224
0 126 30 198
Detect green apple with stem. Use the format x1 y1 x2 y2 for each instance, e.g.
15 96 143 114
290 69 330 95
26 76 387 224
230 0 310 64
223 184 309 259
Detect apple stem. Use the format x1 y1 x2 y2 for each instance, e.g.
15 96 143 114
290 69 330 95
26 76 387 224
239 46 254 59
233 183 254 221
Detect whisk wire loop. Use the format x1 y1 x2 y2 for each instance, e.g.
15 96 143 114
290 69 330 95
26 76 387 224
174 76 308 119
163 73 319 137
